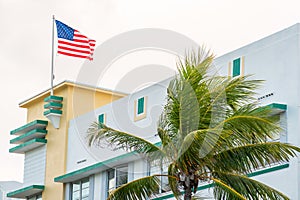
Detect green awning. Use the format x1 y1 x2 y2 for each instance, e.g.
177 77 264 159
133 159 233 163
10 129 47 144
7 185 44 198
265 103 287 115
44 95 63 102
55 151 139 183
10 120 48 135
9 138 47 154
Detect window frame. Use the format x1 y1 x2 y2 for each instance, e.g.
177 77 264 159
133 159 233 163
98 113 106 124
27 194 42 200
232 58 241 77
228 56 245 77
149 159 171 194
134 96 147 121
106 165 129 198
71 177 90 200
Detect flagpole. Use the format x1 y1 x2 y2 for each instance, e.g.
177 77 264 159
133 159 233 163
50 15 55 96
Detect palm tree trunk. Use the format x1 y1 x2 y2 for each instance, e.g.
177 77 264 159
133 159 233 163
183 176 192 200
184 184 192 200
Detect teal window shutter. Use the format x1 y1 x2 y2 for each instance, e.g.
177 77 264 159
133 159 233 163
137 97 145 114
99 113 104 124
233 58 241 77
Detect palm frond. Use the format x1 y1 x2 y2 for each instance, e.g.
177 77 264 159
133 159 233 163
224 75 264 110
162 48 215 141
212 171 290 200
213 142 300 173
212 177 246 200
168 162 181 199
221 104 281 144
177 128 229 169
177 47 214 83
199 75 262 126
87 122 165 158
107 175 160 200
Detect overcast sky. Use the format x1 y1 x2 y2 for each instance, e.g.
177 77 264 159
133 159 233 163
1 0 300 182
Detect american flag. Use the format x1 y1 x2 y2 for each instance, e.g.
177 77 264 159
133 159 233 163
55 20 96 60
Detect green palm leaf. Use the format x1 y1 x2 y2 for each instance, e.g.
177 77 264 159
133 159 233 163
214 142 300 173
168 162 181 199
87 122 165 157
107 175 160 200
212 177 246 200
212 171 289 200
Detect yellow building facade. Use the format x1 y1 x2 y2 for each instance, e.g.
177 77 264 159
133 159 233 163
7 81 126 200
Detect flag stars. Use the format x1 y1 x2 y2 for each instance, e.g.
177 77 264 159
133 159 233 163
55 20 74 41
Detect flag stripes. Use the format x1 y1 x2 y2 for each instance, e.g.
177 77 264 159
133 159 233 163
55 20 96 60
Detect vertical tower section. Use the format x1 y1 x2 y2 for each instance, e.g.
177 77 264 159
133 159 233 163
8 81 126 200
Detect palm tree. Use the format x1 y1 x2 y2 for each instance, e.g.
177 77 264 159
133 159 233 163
88 48 300 200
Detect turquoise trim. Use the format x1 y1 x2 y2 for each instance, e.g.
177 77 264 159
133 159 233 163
152 164 289 199
266 103 287 111
10 120 48 135
232 58 241 77
44 95 63 102
44 102 63 109
153 183 214 200
259 103 287 115
137 97 145 114
10 129 47 144
99 113 105 124
54 151 137 183
248 163 289 177
7 185 44 198
9 138 47 153
43 109 63 116
55 142 162 182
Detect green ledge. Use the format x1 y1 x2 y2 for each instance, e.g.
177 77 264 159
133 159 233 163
54 142 162 183
44 102 63 109
43 109 63 116
152 163 289 199
44 95 63 103
9 138 47 154
7 185 44 198
10 129 47 144
247 163 289 177
265 103 287 115
267 103 287 110
54 151 138 183
153 183 214 200
10 120 48 135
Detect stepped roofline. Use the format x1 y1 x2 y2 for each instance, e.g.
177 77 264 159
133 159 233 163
19 80 128 108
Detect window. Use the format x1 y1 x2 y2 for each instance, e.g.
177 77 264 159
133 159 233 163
267 113 287 143
255 104 287 167
107 165 128 197
232 58 241 77
149 159 170 193
98 113 105 124
72 178 89 200
137 97 145 114
27 194 42 200
134 96 147 121
229 56 244 77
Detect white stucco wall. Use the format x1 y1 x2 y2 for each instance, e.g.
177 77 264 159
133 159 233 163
65 23 300 199
66 77 171 172
214 23 300 199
